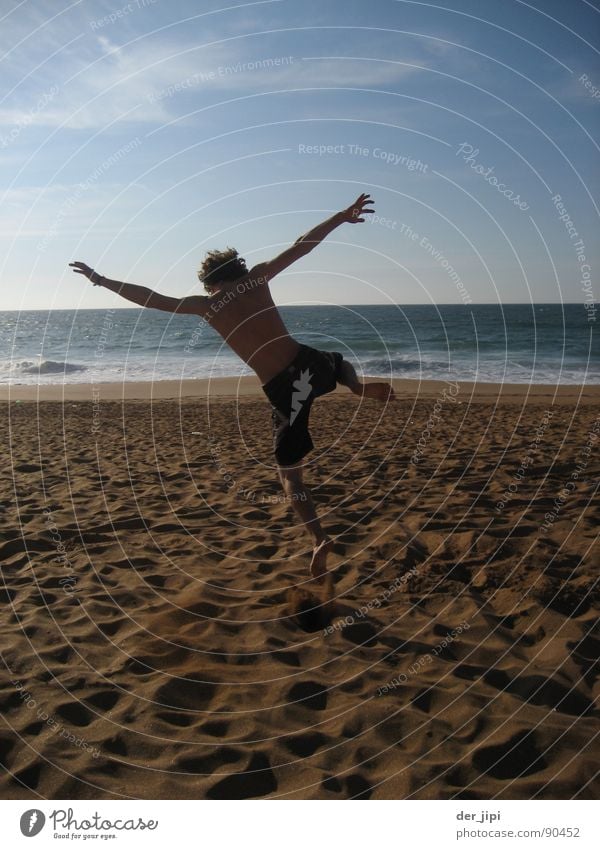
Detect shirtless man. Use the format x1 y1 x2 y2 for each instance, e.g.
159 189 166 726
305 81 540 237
70 193 394 578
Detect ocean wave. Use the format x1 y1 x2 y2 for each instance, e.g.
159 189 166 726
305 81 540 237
11 359 88 375
357 355 600 384
360 356 452 375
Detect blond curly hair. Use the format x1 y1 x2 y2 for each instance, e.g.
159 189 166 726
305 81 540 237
198 247 247 292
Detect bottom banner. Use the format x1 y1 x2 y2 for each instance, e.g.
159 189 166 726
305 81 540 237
0 799 597 848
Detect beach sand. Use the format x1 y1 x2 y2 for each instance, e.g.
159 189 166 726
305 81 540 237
0 378 598 800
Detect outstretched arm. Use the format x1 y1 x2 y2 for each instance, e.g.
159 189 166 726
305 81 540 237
256 193 375 281
69 263 207 315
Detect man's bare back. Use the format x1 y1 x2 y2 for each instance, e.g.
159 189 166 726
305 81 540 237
200 270 300 385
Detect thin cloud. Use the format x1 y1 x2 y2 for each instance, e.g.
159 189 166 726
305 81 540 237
0 28 436 131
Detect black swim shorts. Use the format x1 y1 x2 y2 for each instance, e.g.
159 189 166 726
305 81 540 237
262 344 344 466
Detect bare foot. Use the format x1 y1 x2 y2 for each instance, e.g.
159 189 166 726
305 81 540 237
310 537 334 579
360 382 395 402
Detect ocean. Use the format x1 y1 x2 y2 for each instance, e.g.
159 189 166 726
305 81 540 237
0 304 597 386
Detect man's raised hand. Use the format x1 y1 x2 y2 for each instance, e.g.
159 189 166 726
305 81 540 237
69 262 103 285
341 193 375 224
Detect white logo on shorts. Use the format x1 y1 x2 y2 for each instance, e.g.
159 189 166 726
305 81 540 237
290 369 313 424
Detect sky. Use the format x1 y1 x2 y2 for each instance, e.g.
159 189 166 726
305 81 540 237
1 0 598 309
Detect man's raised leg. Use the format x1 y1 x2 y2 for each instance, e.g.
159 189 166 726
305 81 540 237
278 462 333 578
338 358 394 402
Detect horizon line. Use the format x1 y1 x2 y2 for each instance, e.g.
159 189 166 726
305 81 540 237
0 302 589 312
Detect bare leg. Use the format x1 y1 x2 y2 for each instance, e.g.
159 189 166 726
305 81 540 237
338 359 394 402
278 462 333 578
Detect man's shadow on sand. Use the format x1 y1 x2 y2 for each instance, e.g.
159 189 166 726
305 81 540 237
287 575 336 633
287 531 431 634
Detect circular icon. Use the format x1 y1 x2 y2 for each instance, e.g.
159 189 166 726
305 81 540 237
19 810 46 837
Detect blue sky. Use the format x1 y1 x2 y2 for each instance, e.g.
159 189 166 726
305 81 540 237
1 0 598 309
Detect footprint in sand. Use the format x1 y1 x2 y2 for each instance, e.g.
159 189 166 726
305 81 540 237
143 574 167 588
55 701 94 727
284 731 329 757
342 621 378 647
126 657 155 676
0 537 54 560
0 737 16 762
201 720 229 737
345 774 373 799
157 711 196 728
183 601 221 618
472 729 546 780
206 752 277 799
272 650 301 668
84 691 120 712
11 762 42 791
243 542 278 560
154 678 216 711
177 748 244 775
0 588 17 603
13 463 42 473
322 773 373 798
411 688 434 713
104 735 128 755
23 720 45 735
482 669 595 717
287 681 328 711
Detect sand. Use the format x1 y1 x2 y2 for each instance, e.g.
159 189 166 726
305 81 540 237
0 378 598 799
